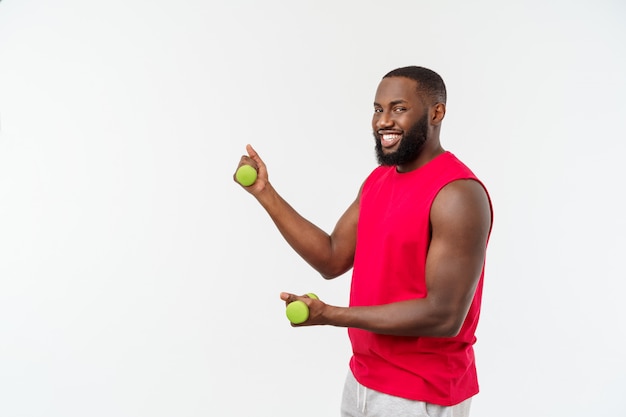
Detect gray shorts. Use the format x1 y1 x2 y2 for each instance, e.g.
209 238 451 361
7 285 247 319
340 370 472 417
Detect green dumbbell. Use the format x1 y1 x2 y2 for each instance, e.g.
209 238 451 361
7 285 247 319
235 165 257 186
286 293 318 324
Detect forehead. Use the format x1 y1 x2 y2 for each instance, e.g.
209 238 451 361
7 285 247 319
374 76 420 104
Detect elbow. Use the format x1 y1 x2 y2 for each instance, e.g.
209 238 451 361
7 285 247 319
424 297 471 337
437 322 463 338
430 313 466 338
320 267 348 280
318 261 353 280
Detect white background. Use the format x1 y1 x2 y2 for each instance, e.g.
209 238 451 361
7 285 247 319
1 1 625 416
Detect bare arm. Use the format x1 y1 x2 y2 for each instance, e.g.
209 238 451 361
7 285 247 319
282 179 492 337
235 144 359 279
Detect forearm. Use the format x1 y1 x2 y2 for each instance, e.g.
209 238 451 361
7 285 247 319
320 299 467 337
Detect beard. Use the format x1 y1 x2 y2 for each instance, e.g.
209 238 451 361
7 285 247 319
374 114 428 167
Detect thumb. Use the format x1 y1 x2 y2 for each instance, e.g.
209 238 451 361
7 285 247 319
280 292 295 303
246 144 256 157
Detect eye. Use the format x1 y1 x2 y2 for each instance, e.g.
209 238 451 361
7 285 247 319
393 107 407 113
373 108 383 113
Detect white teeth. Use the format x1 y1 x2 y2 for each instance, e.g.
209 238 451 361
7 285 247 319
382 134 401 142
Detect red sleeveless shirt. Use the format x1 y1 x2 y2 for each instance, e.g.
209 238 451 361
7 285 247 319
348 151 492 406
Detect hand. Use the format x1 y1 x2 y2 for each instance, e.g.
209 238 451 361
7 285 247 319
234 144 269 194
280 292 325 326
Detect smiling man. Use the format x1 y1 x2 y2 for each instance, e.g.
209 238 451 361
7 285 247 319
234 66 493 417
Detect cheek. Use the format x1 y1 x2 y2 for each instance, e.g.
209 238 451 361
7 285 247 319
401 115 421 131
371 122 380 136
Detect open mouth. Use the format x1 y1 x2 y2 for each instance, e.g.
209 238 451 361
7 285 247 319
379 131 402 148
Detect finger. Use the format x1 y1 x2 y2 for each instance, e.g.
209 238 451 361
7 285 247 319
246 144 266 171
280 292 294 303
238 155 257 169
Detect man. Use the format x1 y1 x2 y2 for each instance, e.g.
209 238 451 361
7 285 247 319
234 66 492 417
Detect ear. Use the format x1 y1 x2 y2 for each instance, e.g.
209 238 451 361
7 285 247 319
431 103 446 126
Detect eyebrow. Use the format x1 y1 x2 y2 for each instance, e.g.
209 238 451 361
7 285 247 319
373 99 409 107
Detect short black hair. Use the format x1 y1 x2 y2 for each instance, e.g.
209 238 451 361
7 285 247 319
383 66 447 105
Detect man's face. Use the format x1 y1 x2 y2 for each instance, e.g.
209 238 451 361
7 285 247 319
372 77 428 167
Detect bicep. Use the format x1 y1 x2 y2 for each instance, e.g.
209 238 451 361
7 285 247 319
324 188 361 278
425 180 492 319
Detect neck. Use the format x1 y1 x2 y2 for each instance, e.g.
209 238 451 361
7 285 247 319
396 142 445 173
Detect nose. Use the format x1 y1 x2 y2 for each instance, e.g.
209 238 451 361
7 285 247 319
374 112 394 130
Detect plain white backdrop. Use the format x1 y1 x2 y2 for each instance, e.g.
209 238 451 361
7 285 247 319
1 0 625 416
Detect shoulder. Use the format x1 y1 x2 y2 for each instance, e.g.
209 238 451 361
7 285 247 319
361 165 393 192
366 165 392 181
432 179 492 234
